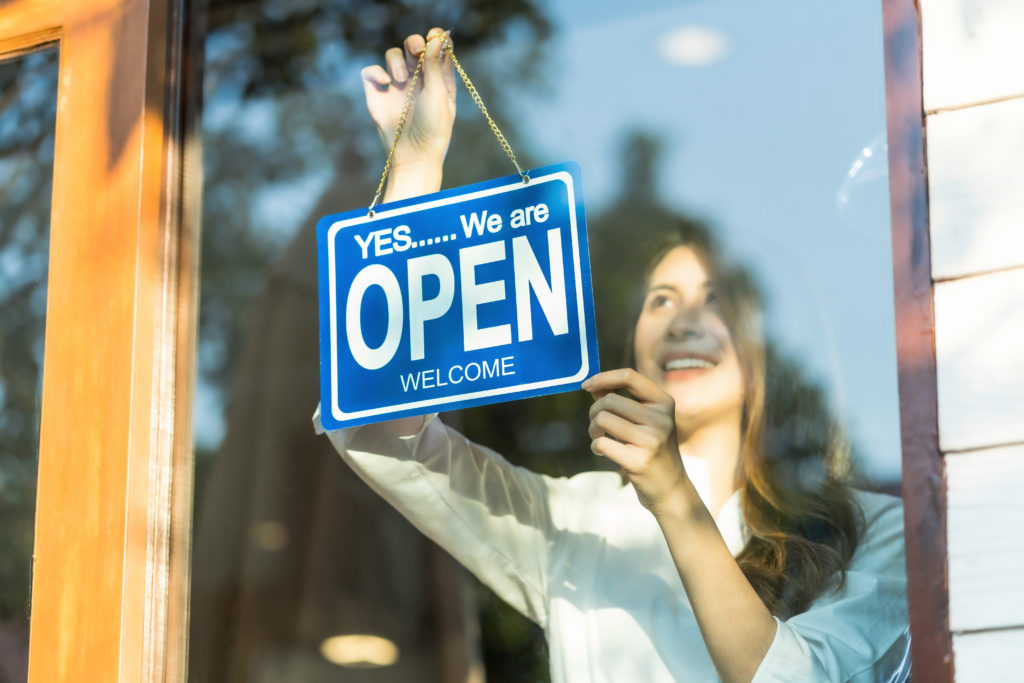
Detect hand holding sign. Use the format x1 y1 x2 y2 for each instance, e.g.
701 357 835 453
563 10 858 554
318 34 598 430
583 369 690 517
361 29 455 199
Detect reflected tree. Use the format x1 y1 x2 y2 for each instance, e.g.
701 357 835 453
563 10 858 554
191 1 557 682
197 0 552 430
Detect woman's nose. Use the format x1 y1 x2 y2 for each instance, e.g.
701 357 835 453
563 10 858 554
666 307 705 340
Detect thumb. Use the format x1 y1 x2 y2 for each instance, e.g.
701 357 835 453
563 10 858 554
423 30 453 96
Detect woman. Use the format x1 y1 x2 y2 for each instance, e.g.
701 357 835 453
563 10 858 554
316 29 909 682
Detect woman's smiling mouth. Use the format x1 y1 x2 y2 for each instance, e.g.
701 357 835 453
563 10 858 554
665 357 715 370
660 352 719 380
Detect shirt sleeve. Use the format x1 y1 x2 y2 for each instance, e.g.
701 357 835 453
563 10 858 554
315 406 571 628
752 492 911 682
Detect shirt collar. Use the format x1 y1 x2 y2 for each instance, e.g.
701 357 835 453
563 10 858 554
680 454 747 555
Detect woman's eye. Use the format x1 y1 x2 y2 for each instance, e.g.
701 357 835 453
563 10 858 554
705 290 719 306
648 294 673 310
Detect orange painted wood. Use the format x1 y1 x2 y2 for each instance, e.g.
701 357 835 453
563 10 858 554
0 26 59 60
0 0 61 48
0 0 199 680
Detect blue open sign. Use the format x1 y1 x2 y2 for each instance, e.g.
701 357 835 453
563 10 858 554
316 161 599 430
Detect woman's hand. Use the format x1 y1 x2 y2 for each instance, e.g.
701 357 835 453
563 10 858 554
361 28 456 178
586 368 776 682
583 369 695 518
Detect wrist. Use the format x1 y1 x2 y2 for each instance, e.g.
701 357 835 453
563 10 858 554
382 157 444 202
649 476 710 527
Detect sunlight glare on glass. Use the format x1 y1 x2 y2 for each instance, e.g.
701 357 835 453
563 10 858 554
836 132 890 240
319 634 400 668
656 25 730 67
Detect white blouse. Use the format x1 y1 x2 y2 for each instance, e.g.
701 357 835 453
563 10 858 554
315 409 911 682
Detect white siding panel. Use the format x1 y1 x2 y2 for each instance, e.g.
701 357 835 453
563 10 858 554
946 446 1024 632
934 270 1024 451
953 629 1024 682
921 0 1024 111
927 98 1024 280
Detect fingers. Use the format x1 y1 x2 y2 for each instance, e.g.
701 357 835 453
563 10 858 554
584 369 676 467
588 391 655 423
591 435 640 462
398 30 447 73
361 64 391 91
369 30 452 94
588 408 632 441
588 395 671 457
402 34 426 74
385 46 408 84
588 394 673 447
582 368 669 405
589 410 662 450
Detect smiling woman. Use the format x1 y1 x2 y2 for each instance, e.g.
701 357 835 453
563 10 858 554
626 225 875 620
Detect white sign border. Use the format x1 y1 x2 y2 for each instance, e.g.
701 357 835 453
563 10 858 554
327 170 589 422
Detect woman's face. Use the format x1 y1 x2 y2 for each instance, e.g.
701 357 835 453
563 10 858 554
633 246 746 436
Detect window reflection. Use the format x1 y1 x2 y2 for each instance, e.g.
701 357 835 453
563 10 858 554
190 2 901 681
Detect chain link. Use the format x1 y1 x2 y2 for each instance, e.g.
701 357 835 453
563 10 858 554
368 34 528 217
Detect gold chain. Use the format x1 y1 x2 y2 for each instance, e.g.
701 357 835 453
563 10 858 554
445 42 528 184
368 36 528 217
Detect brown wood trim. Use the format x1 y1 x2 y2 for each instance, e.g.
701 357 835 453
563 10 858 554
0 26 59 60
881 0 954 679
0 0 61 44
13 0 197 679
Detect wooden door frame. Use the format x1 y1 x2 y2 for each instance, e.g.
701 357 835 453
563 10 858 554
0 0 201 679
881 0 954 679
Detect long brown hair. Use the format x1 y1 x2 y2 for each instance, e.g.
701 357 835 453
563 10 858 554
637 222 864 618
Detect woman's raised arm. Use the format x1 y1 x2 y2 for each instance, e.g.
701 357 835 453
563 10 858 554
584 368 777 683
361 29 456 436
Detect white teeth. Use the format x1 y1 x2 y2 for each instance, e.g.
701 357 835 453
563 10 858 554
664 357 715 371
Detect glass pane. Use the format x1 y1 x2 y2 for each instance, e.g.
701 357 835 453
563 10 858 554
191 2 905 681
0 47 59 683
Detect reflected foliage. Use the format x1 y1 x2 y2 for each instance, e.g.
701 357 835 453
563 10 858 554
194 1 560 681
205 0 551 98
198 0 551 417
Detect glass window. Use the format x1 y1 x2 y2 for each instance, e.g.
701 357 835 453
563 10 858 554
190 2 903 681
